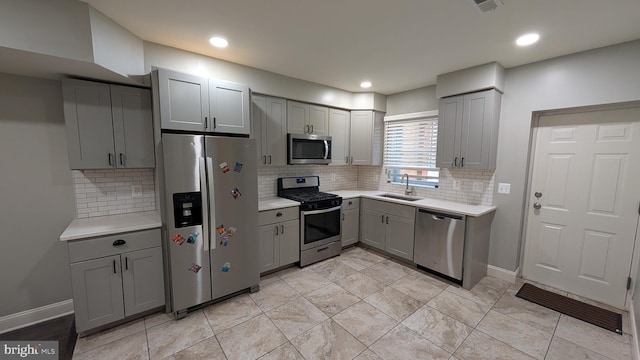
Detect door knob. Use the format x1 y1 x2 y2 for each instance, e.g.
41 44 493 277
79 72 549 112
535 191 543 198
533 203 542 210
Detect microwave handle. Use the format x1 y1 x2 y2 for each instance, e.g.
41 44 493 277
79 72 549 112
323 140 329 160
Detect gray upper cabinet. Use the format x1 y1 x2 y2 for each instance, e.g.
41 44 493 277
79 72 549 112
157 69 209 132
329 108 351 165
252 95 287 166
157 68 250 135
350 110 384 166
436 89 501 170
209 79 250 135
287 100 329 135
63 79 154 170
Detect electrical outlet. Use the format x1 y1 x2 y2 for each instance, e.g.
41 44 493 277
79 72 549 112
452 179 461 190
498 183 511 194
473 181 483 192
331 173 336 181
373 174 379 181
132 185 143 197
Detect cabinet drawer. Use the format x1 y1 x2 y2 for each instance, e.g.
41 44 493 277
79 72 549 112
68 228 161 263
342 198 359 211
361 198 414 219
259 207 299 226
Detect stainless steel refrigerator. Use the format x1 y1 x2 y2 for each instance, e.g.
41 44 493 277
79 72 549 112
162 133 259 315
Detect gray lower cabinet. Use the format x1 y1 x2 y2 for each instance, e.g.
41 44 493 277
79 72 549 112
360 199 415 261
62 79 154 169
259 208 299 273
436 89 501 170
68 229 164 333
341 198 359 247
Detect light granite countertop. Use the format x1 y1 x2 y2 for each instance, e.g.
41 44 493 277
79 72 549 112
60 211 162 241
258 197 300 211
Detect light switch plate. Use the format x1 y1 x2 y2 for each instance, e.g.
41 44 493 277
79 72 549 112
452 179 461 190
473 182 483 192
498 183 511 194
132 185 143 197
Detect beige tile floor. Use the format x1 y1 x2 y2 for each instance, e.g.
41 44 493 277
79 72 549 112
72 246 634 360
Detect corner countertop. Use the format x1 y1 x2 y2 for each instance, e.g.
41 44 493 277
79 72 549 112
329 190 496 217
259 198 300 212
60 211 162 241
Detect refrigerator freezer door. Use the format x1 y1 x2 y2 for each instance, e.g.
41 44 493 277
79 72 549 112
205 136 260 299
162 134 212 311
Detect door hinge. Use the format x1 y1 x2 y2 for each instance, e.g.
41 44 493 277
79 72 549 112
627 276 632 290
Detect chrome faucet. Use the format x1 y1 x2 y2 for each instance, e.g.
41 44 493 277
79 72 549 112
401 173 414 196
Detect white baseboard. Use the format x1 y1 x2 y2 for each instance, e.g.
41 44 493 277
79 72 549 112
0 299 74 334
630 299 640 360
487 265 519 283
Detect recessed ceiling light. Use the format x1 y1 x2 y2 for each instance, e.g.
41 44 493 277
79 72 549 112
209 36 228 48
360 81 372 89
516 33 540 47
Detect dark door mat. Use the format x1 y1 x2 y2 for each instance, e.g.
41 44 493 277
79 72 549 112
516 283 622 334
0 314 77 360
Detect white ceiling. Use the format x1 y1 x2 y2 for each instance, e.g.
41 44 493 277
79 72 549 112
81 0 640 95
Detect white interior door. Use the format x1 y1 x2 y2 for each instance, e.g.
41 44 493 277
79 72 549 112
523 106 640 309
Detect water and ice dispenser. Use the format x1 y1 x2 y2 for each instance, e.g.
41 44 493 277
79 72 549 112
173 192 202 228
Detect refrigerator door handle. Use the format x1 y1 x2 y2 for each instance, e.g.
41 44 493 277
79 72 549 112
199 157 210 252
205 156 216 250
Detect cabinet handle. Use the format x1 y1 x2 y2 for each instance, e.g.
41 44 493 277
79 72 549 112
205 117 208 129
276 212 283 217
125 257 129 270
461 157 464 167
108 153 114 166
119 153 125 166
280 225 284 234
112 239 126 246
268 155 272 164
386 216 389 224
262 155 267 164
350 156 354 164
113 260 117 274
345 156 349 163
310 125 314 133
454 157 458 167
381 215 384 223
275 225 279 236
213 117 217 129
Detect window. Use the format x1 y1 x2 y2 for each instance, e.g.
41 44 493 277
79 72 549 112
383 114 439 188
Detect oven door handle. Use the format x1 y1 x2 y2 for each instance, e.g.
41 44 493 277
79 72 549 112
301 205 342 216
323 140 329 160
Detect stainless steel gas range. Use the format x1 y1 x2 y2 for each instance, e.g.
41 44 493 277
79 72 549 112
277 176 342 266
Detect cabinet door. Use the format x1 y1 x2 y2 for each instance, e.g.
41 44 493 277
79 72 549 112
251 95 267 164
111 85 155 168
342 207 359 247
308 105 329 135
122 247 165 316
436 95 464 169
62 79 115 169
70 255 124 332
287 100 309 134
385 214 415 261
259 224 279 273
350 111 373 165
329 109 351 165
279 219 300 266
360 207 386 250
157 69 209 132
264 97 288 166
460 90 497 169
210 79 250 135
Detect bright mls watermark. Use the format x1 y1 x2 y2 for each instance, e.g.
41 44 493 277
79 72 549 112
1 341 58 359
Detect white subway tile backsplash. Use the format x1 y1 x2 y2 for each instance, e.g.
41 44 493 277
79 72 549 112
72 168 156 218
257 165 359 199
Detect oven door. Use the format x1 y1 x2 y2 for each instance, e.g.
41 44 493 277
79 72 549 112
300 205 342 251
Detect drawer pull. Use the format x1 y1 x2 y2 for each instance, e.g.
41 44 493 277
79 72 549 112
113 239 126 246
317 246 329 252
276 212 283 217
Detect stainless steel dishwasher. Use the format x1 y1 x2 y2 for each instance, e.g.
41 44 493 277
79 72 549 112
414 208 466 281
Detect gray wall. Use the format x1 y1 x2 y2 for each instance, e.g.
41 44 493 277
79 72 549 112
492 40 640 271
0 73 75 316
385 85 439 116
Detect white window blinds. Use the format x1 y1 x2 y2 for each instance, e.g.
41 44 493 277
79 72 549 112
384 117 439 186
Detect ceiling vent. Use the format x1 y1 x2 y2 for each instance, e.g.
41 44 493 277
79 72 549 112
472 0 503 12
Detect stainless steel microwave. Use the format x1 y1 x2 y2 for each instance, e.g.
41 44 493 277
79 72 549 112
288 134 332 165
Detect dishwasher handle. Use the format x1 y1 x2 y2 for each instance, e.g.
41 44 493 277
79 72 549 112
417 208 464 221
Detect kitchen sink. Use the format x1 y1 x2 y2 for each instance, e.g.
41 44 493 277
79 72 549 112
379 193 422 202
